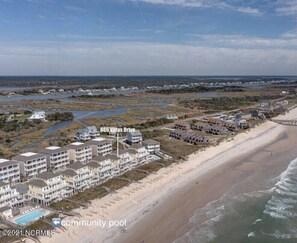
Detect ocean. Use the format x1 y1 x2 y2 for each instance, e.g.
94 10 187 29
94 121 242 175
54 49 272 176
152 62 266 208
176 156 297 243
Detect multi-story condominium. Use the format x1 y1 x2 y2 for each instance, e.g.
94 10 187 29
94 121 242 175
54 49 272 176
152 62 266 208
76 128 91 142
116 151 132 173
59 163 93 193
142 139 161 154
0 159 20 184
92 155 113 182
0 182 20 208
87 138 113 156
27 172 68 206
130 144 150 165
39 146 70 173
106 154 121 177
66 142 92 164
127 149 138 168
126 130 143 144
13 152 47 180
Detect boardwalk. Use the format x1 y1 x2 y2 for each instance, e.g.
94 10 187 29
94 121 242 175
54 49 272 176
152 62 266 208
272 119 297 126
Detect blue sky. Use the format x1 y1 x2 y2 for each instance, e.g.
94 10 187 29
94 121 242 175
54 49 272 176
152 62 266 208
0 0 297 75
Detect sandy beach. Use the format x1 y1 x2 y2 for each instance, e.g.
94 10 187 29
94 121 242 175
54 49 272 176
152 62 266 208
39 107 297 243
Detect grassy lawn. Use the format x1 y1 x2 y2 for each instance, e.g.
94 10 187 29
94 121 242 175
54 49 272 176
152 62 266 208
156 137 200 158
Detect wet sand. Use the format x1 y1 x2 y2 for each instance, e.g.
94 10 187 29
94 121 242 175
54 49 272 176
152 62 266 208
121 126 297 243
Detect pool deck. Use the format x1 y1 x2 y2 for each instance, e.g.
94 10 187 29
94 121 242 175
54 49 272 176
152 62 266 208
9 206 51 226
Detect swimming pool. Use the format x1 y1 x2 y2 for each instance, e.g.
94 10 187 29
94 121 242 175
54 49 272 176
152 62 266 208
15 210 48 225
150 155 161 161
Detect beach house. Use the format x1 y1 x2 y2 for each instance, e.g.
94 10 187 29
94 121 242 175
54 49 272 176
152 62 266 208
90 155 113 183
174 121 190 131
142 139 161 154
0 159 20 184
59 163 93 194
28 111 46 122
13 152 47 180
192 122 210 132
87 138 113 156
76 128 91 142
170 129 189 140
27 172 68 205
208 125 229 135
0 182 20 208
39 146 70 173
107 154 121 177
86 126 100 138
117 151 133 173
66 142 92 164
130 144 150 165
127 130 143 144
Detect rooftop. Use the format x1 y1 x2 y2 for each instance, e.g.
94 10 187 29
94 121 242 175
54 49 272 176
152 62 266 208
67 162 88 170
13 152 45 161
60 169 77 177
27 179 47 188
142 139 160 145
36 171 59 180
92 155 111 162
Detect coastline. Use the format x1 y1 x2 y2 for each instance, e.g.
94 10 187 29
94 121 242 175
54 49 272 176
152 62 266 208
40 108 297 243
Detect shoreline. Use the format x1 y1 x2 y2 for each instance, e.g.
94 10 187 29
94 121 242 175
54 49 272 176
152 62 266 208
40 108 297 243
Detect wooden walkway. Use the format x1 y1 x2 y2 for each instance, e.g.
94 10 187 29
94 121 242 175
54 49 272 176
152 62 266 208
272 119 297 126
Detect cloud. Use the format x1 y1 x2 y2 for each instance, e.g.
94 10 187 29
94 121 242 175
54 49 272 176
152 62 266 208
130 0 263 16
187 33 297 49
276 0 297 16
0 41 296 75
64 5 87 13
36 14 46 20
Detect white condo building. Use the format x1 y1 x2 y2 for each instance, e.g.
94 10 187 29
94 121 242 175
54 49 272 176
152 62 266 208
142 139 161 154
90 155 113 183
60 163 93 193
66 142 92 164
0 159 20 184
130 144 150 165
0 182 20 208
39 146 70 173
116 151 132 173
27 172 68 206
13 152 47 180
87 138 113 156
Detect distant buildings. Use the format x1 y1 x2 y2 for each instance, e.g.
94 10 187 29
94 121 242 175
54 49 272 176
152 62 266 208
127 130 143 144
76 129 90 142
174 121 190 131
28 111 46 122
163 114 178 120
76 126 100 142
